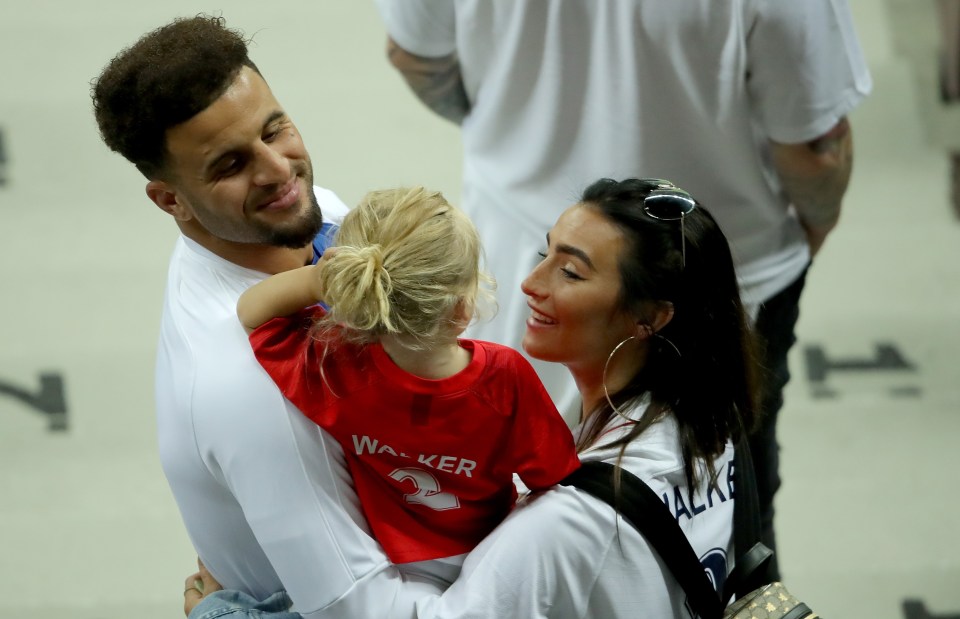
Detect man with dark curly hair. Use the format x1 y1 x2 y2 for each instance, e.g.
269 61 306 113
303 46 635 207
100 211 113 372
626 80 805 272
91 15 416 617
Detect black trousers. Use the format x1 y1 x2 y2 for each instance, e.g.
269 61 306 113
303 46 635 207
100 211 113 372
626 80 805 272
748 267 808 581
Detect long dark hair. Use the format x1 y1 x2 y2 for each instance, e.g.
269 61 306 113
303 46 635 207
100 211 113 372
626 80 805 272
577 178 760 489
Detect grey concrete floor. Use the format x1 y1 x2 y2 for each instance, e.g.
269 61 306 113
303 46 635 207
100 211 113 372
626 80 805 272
0 2 957 618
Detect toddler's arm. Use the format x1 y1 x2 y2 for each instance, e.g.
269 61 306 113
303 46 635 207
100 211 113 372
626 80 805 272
237 258 329 334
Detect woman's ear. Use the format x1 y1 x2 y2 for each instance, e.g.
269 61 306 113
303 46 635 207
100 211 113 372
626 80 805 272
146 181 192 221
638 301 674 336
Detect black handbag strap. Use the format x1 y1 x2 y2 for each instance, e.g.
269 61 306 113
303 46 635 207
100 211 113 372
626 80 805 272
563 461 725 619
724 439 774 600
562 441 773 619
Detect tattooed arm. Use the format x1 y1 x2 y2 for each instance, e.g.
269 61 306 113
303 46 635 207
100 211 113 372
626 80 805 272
769 117 854 257
386 37 470 125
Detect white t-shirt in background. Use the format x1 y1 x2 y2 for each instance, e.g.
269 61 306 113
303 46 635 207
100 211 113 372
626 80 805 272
375 0 873 414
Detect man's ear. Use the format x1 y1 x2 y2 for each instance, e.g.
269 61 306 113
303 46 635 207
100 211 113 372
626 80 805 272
146 180 192 221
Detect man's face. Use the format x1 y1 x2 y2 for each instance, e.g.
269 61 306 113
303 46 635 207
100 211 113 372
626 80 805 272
160 66 321 249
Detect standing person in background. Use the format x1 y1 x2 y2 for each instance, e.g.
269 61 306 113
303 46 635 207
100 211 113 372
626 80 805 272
92 15 445 618
375 0 872 578
938 0 960 218
237 186 580 585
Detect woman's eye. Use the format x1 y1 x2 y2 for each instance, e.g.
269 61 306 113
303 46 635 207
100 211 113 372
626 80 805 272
537 251 547 260
560 268 583 281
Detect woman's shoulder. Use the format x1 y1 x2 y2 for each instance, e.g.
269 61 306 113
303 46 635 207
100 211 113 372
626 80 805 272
572 418 736 603
580 412 735 498
579 408 684 469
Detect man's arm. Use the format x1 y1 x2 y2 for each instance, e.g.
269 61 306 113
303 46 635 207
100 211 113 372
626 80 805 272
769 117 854 257
386 37 470 125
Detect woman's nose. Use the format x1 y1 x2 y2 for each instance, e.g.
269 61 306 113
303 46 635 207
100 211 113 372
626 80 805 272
521 262 545 298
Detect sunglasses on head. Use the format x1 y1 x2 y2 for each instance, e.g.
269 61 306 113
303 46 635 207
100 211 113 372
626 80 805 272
638 178 697 268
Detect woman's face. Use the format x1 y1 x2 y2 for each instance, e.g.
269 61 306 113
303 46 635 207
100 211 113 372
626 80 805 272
521 204 638 372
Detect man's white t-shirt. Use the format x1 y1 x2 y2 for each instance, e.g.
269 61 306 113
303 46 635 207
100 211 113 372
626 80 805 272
156 187 407 613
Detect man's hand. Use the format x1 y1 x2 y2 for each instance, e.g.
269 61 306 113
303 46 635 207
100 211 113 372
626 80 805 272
183 558 223 617
770 117 854 258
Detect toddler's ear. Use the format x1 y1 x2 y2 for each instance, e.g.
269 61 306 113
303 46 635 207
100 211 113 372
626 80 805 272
450 297 474 333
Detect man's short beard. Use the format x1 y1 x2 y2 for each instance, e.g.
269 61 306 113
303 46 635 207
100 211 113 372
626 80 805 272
267 189 324 248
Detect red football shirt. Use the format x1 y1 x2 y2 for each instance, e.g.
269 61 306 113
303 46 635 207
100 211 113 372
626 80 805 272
250 307 581 563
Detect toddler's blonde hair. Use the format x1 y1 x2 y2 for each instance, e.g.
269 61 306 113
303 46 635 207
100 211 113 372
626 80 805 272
317 186 494 350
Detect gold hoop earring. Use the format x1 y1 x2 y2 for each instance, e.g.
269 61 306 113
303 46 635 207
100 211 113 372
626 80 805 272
652 332 681 359
602 336 638 423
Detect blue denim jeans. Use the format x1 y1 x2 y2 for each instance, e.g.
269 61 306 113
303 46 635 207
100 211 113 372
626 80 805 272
748 267 808 581
189 590 300 619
